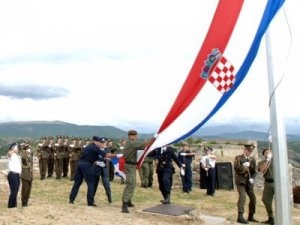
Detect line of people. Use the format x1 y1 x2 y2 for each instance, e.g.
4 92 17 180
5 133 275 224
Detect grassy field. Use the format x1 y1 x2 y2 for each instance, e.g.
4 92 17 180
1 169 300 225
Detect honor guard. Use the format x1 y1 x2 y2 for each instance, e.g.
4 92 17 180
69 137 82 181
234 144 259 224
47 136 55 178
20 140 33 207
54 135 64 179
37 136 49 180
62 135 70 177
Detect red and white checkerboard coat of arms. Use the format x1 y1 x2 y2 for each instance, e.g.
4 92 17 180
208 56 235 93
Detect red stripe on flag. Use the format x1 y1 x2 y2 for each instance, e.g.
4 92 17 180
158 0 244 133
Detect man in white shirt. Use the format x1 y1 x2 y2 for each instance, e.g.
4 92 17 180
7 142 22 208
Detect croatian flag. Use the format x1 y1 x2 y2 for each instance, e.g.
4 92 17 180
111 156 126 180
138 0 285 168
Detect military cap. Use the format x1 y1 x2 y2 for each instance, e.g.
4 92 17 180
107 138 113 142
128 130 138 136
76 137 81 141
84 137 90 141
8 142 18 150
63 135 69 139
71 136 76 140
92 136 107 143
48 136 54 140
41 136 47 140
244 143 255 150
57 135 62 139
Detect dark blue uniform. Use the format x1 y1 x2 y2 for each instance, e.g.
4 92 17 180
150 146 182 204
69 142 107 206
178 150 194 193
92 148 112 203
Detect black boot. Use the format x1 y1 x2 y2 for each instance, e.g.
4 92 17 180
122 202 129 213
248 213 259 223
160 195 170 204
127 200 135 207
261 217 274 225
237 213 248 224
107 194 112 203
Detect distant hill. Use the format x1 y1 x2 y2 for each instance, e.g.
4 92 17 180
0 120 300 141
0 121 130 139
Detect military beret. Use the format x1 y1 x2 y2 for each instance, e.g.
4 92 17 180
128 130 138 135
9 142 18 150
244 144 255 150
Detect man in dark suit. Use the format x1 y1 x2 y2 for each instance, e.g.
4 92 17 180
149 145 184 204
234 144 259 224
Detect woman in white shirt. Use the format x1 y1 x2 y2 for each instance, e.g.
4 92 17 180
200 147 217 196
7 142 22 208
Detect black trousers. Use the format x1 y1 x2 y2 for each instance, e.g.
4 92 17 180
7 172 20 208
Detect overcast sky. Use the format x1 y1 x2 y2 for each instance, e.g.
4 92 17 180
0 0 298 133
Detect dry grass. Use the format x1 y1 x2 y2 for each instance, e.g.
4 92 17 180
1 170 300 225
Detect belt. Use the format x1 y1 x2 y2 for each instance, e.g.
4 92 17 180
125 161 136 165
265 178 274 183
9 171 20 176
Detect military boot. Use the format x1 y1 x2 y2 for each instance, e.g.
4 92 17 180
160 195 170 204
248 213 259 223
107 194 112 203
127 200 135 207
237 213 248 224
261 217 274 225
122 202 129 213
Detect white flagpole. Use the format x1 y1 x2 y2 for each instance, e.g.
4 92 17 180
265 29 292 225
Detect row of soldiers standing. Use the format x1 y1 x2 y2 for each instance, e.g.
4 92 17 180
37 135 89 180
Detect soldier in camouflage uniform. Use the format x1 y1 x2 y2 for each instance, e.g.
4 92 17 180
20 140 33 207
234 144 259 224
47 136 55 178
37 136 49 180
69 137 82 181
258 148 275 225
54 135 64 179
62 135 70 177
121 130 148 213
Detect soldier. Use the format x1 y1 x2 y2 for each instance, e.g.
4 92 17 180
178 142 195 193
62 135 70 178
121 130 148 213
138 156 151 188
20 140 33 207
69 137 82 181
234 144 259 224
47 136 55 178
37 137 49 180
54 135 64 179
147 155 154 188
258 148 275 225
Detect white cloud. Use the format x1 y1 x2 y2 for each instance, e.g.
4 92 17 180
0 0 299 133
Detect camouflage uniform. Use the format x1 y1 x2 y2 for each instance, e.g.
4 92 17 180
234 146 258 223
47 136 55 177
121 130 145 213
54 135 64 179
37 137 49 180
20 140 33 207
69 137 82 181
62 136 70 177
